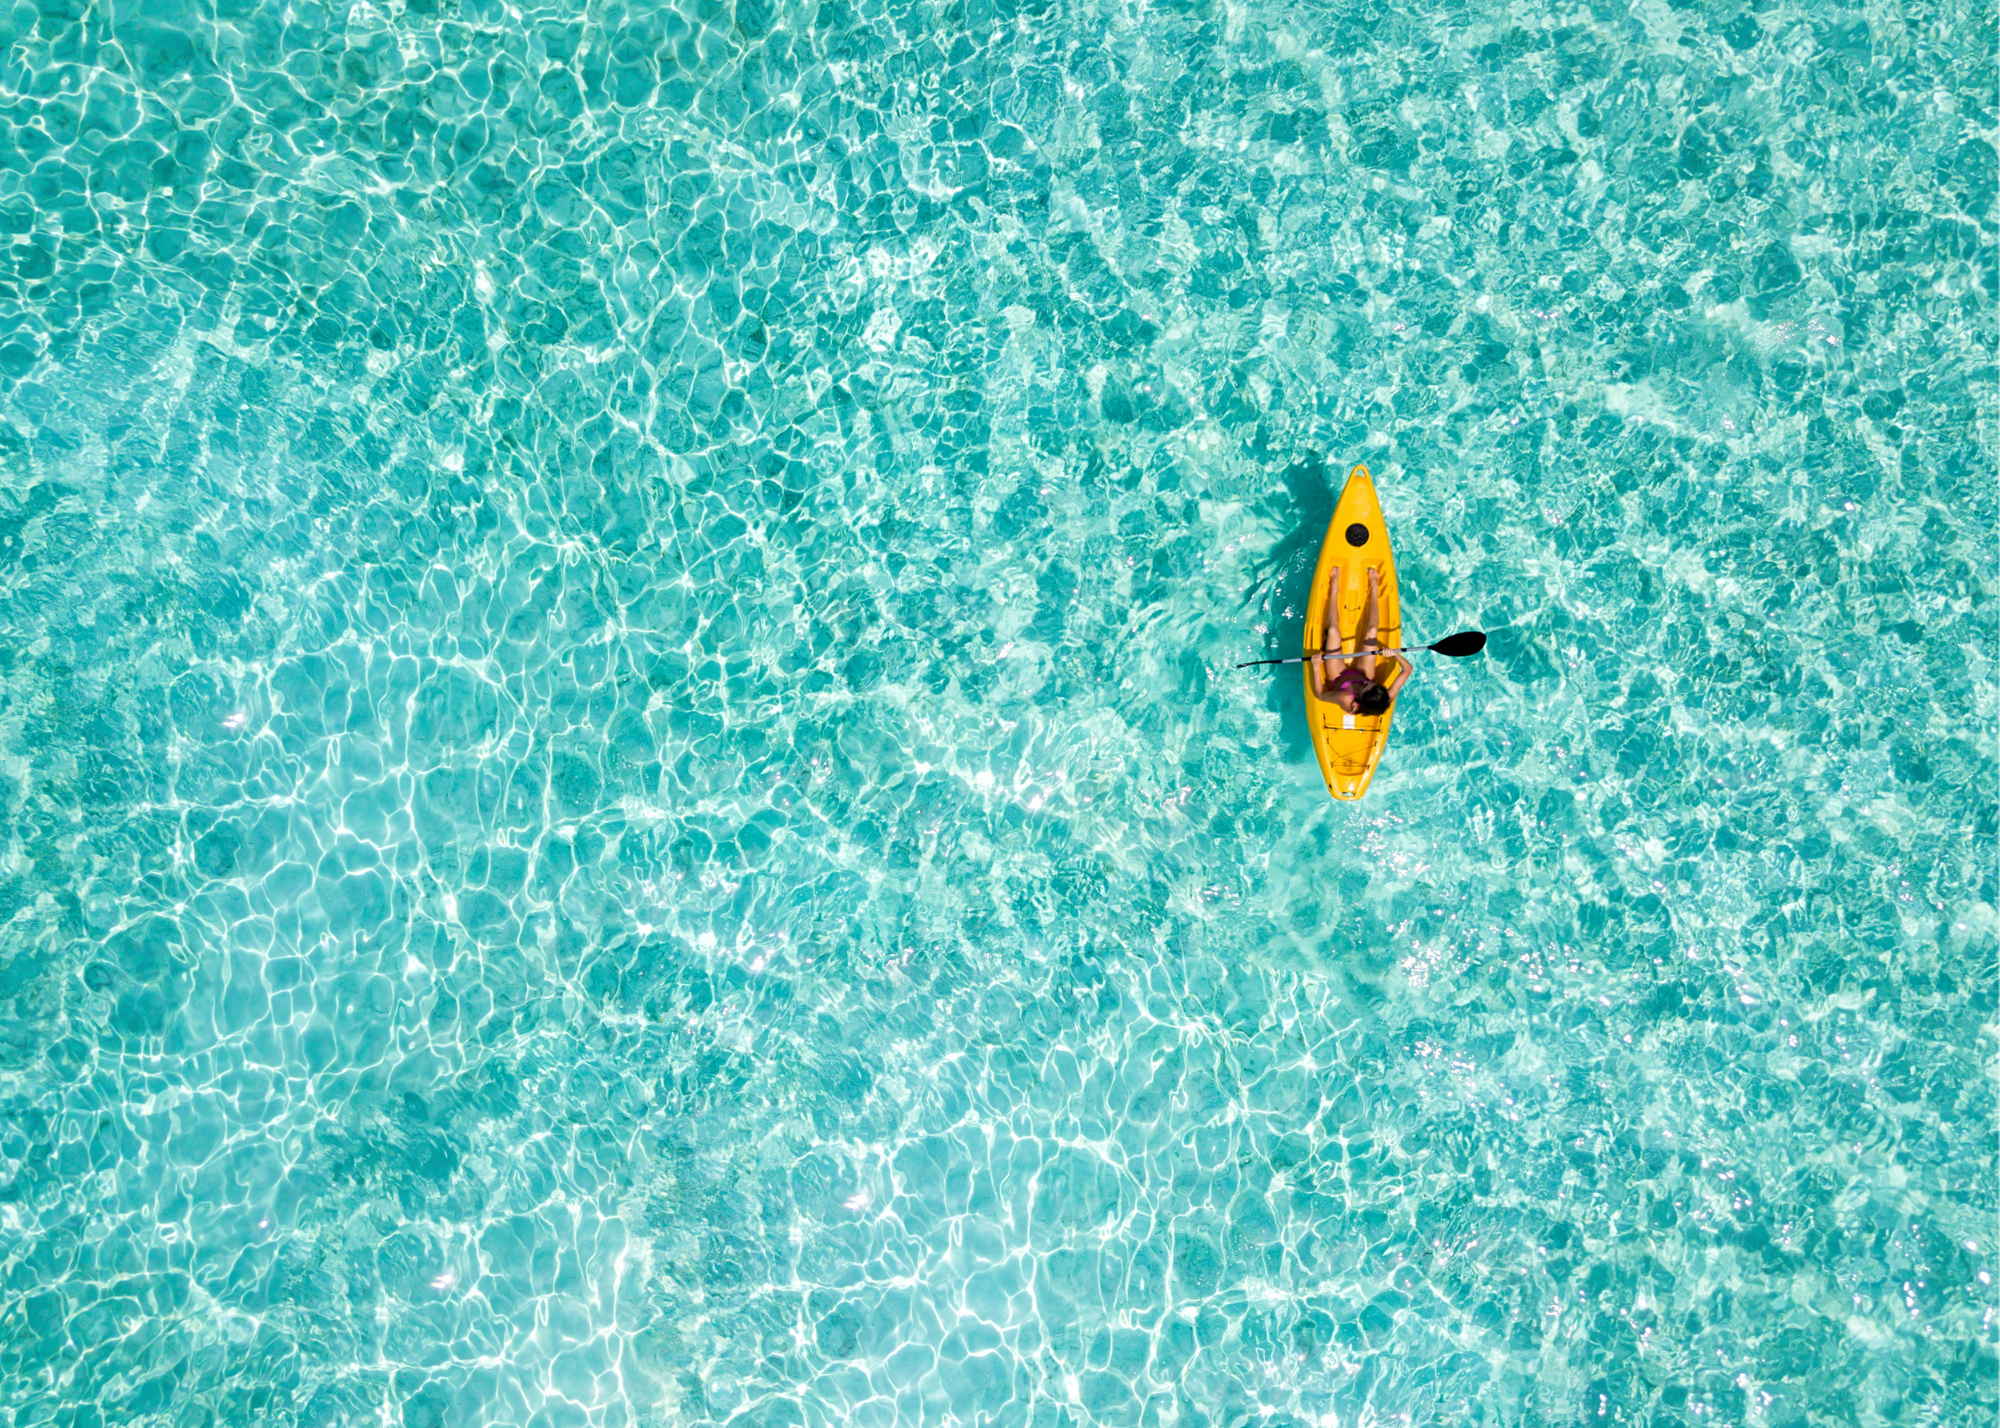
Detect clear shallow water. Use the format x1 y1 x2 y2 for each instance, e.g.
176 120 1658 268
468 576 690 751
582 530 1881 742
0 0 1993 1423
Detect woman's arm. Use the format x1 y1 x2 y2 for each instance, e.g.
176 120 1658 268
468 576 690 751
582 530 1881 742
1308 653 1334 700
1310 652 1360 701
1382 654 1413 695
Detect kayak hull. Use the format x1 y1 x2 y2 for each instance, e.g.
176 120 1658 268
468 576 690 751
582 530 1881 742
1304 465 1400 801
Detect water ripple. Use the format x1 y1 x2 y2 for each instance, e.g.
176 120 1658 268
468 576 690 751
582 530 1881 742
0 0 1992 1425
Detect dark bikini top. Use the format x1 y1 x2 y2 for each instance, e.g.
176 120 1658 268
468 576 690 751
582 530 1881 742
1326 663 1372 699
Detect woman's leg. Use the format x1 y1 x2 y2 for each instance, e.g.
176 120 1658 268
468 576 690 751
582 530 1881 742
1354 567 1383 680
1313 566 1357 701
1311 613 1343 699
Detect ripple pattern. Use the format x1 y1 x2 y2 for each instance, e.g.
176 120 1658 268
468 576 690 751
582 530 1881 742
0 0 1993 1425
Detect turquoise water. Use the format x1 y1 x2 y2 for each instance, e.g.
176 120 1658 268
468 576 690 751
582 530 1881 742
0 0 1993 1422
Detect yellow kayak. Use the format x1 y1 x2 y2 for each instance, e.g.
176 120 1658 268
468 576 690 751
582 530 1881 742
1304 464 1401 800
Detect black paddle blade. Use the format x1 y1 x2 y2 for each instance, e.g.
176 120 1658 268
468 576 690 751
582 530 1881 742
1429 631 1487 658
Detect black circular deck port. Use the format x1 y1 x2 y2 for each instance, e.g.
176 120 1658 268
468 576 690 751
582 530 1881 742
1344 522 1371 547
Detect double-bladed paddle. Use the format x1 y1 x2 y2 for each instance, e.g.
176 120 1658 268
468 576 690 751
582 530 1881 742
1233 630 1488 670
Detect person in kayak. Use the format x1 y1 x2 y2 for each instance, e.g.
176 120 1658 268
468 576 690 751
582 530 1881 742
1310 567 1410 716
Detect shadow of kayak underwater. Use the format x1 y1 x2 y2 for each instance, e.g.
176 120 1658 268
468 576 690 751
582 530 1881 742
1245 450 1337 772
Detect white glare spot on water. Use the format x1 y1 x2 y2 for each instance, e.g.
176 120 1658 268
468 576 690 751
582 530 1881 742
222 711 247 730
844 1191 870 1212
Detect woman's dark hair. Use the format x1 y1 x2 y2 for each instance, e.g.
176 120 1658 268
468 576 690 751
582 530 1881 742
1355 683 1393 716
